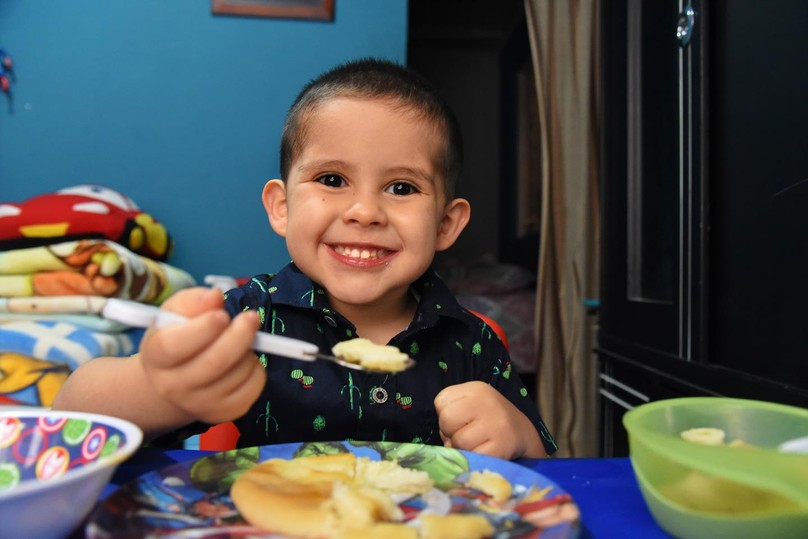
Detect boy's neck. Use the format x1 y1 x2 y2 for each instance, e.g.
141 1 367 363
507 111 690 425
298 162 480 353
328 290 417 345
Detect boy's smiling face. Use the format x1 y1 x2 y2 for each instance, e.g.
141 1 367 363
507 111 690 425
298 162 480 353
263 97 469 316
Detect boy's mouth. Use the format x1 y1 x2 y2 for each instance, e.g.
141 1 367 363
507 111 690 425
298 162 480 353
332 244 393 260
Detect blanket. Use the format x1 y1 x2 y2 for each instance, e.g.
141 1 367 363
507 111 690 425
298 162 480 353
0 186 193 409
0 184 173 261
0 239 194 304
0 320 143 407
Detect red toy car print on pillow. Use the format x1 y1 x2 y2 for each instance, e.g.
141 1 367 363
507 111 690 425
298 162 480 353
0 185 173 261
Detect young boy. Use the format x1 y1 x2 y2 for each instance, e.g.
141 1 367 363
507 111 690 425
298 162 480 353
53 58 557 459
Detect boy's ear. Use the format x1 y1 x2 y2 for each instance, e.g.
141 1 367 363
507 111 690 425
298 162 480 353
262 179 289 238
436 198 471 251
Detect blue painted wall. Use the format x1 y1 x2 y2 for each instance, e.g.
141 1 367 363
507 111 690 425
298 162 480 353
0 0 408 283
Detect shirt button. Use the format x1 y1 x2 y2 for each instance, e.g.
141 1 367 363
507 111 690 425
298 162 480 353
324 315 337 327
371 387 389 404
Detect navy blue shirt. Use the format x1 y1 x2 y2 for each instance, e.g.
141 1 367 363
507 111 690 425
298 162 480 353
221 263 557 456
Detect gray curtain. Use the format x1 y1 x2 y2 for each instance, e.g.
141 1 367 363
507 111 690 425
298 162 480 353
524 0 600 457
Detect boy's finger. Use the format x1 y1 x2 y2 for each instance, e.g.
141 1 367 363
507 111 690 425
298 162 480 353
144 309 236 367
192 310 260 368
434 380 489 411
162 287 224 317
433 384 465 411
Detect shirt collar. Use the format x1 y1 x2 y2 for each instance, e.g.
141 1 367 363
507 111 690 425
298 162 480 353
269 263 468 328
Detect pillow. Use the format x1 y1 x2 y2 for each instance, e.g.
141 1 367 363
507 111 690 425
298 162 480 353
0 185 173 261
441 257 535 295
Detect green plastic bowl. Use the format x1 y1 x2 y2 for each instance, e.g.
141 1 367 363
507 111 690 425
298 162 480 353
623 397 808 539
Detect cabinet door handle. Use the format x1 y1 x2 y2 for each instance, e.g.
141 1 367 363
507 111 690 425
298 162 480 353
676 5 696 47
599 388 636 411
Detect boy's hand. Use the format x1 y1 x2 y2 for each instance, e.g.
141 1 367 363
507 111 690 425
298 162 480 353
137 287 266 425
434 381 547 460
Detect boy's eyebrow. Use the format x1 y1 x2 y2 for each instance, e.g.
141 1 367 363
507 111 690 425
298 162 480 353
296 159 348 174
386 166 438 185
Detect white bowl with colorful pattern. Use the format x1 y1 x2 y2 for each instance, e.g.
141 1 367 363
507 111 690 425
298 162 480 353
0 408 142 539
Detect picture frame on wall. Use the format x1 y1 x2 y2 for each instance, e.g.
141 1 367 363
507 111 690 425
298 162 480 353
212 0 334 21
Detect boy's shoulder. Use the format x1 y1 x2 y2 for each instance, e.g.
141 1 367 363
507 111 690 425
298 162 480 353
224 264 322 310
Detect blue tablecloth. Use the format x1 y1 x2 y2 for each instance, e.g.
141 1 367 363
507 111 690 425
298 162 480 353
101 449 673 539
523 457 672 538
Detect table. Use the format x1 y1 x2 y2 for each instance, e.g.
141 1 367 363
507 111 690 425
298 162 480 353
522 457 672 538
96 449 672 538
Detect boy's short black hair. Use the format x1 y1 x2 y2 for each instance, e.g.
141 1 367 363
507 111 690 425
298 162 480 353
280 58 463 200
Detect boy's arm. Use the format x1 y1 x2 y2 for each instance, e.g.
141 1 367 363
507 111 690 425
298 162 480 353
52 288 265 440
52 352 194 439
434 381 548 460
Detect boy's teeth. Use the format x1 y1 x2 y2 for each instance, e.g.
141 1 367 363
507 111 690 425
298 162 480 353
335 245 386 259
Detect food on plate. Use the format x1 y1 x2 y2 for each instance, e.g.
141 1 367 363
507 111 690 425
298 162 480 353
418 513 495 539
353 457 434 495
231 452 435 538
336 522 419 539
332 338 411 372
335 514 493 539
466 469 513 502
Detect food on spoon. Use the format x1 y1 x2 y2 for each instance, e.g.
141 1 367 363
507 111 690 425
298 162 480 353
231 453 433 538
465 469 513 502
332 338 411 372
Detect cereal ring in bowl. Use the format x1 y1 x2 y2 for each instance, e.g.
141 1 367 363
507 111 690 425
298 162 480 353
623 397 808 539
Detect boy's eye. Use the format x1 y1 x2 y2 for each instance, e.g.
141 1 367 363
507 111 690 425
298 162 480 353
316 174 346 188
386 182 417 196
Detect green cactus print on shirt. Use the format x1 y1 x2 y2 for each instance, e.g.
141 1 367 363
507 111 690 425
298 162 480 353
216 265 557 455
479 322 493 342
256 401 279 436
251 277 267 293
301 287 322 307
313 415 326 432
269 307 285 334
340 372 361 417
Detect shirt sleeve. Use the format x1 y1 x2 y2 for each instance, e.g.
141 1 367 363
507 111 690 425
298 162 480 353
222 275 273 321
478 325 559 456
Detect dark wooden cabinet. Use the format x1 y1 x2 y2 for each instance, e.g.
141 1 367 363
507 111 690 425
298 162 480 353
598 0 808 456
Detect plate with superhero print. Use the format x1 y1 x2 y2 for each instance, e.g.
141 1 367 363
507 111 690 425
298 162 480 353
86 441 581 538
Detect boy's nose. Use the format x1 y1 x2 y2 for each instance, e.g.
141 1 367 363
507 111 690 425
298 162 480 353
342 193 387 226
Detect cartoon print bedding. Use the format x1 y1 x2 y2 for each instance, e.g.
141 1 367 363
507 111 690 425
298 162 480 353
0 239 194 303
0 186 196 408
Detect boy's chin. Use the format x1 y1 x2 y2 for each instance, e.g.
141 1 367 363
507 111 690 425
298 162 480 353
324 281 413 309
